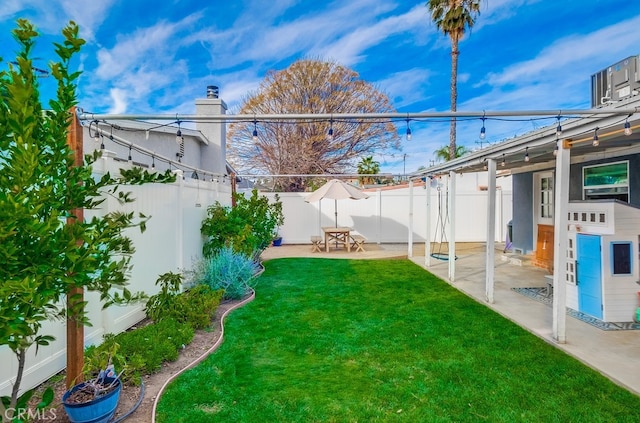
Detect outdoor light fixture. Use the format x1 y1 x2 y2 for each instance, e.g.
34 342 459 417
553 137 559 156
252 120 258 141
406 118 412 141
128 145 132 162
524 147 530 162
151 155 155 169
624 119 632 136
592 127 599 146
479 116 486 140
556 116 562 136
328 119 334 140
501 154 506 167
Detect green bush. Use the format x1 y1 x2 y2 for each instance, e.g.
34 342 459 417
88 318 195 384
145 272 223 329
191 246 260 300
201 189 284 258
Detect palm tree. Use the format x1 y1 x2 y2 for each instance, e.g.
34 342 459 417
427 0 482 160
357 156 380 186
434 144 470 162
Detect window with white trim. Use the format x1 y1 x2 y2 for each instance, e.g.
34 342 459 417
583 161 629 203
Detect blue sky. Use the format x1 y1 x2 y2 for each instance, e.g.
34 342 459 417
1 0 639 175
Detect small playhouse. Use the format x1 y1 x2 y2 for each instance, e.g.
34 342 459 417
565 200 640 322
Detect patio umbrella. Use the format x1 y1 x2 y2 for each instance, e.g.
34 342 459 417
305 179 369 227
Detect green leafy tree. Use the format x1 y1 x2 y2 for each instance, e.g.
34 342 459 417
427 0 482 161
434 144 470 162
357 156 380 186
227 59 400 192
201 189 284 259
0 20 173 417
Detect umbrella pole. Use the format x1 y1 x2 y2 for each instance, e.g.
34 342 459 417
335 199 338 248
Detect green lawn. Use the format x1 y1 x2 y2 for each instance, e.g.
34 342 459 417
157 258 640 422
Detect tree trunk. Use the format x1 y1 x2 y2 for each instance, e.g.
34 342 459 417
449 36 459 160
7 348 27 420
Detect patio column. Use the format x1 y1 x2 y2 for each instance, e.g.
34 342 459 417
425 177 432 267
448 171 456 281
408 180 414 257
552 139 571 343
485 158 497 304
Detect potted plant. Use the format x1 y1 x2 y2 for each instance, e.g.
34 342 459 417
62 343 125 423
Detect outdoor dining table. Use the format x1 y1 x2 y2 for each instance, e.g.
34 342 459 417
322 226 351 252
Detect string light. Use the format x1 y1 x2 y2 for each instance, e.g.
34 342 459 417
555 116 562 136
524 147 530 162
501 153 506 167
479 116 486 140
151 155 155 169
592 127 599 146
624 117 632 136
176 120 183 145
90 120 100 144
553 136 559 157
128 145 132 162
328 119 334 140
252 120 258 141
406 118 412 141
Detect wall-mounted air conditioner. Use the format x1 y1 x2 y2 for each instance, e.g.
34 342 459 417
591 55 640 107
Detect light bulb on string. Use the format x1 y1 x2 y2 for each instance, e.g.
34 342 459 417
524 147 530 162
479 116 486 140
553 137 559 157
592 127 599 146
151 155 155 169
328 119 334 140
176 121 183 145
624 119 632 136
406 118 412 141
556 116 562 136
252 120 258 141
501 154 506 167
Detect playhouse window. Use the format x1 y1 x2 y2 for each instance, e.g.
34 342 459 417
583 161 629 202
611 242 632 275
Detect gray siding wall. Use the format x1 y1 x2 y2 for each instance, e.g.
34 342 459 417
569 154 640 207
512 172 534 253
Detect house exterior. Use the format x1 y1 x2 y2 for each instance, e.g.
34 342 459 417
414 72 640 338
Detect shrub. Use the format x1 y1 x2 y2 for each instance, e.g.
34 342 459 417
145 272 223 330
87 318 195 383
192 246 260 300
201 189 284 258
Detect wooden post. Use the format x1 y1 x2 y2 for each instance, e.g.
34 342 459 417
231 172 237 207
66 107 84 388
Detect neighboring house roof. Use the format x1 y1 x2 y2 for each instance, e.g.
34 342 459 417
412 96 640 178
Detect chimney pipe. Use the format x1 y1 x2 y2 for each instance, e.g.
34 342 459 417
206 85 219 99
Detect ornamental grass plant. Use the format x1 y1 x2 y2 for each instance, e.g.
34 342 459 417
157 258 640 422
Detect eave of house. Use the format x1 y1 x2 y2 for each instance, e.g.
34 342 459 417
411 96 640 178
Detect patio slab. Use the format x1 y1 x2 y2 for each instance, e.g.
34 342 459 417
260 242 640 396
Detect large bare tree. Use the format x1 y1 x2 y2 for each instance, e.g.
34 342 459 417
427 0 482 161
227 59 400 191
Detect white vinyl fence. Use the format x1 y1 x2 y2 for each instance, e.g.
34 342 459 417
261 175 513 246
0 152 232 397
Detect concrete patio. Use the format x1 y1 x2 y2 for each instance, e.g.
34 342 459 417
261 242 640 397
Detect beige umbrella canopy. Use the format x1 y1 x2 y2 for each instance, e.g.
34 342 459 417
305 179 369 227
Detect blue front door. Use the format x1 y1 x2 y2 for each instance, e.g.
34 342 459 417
576 234 603 319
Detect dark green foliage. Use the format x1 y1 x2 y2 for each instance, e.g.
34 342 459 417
0 19 175 413
201 189 284 258
87 318 195 384
191 246 260 300
145 272 223 329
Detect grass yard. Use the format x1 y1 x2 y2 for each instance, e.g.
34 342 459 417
157 258 640 422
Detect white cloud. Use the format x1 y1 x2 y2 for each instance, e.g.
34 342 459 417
109 88 128 114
